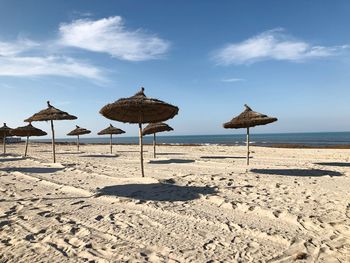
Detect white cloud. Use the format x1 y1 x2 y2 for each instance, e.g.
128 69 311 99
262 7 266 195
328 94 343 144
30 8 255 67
58 16 170 61
214 29 349 65
221 78 245 82
0 38 39 56
0 56 104 80
0 16 168 81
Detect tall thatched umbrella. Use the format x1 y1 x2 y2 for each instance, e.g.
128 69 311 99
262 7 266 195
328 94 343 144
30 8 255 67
142 122 173 158
223 104 277 165
11 123 47 157
25 101 77 163
100 87 179 177
67 125 91 152
97 124 125 154
0 123 12 155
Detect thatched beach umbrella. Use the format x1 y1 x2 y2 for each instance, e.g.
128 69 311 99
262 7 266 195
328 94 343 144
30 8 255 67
11 123 47 157
25 101 77 163
0 123 12 155
142 122 173 158
67 125 91 152
100 87 179 177
223 104 277 165
97 124 125 154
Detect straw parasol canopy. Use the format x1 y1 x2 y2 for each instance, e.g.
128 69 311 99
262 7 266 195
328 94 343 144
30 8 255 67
142 122 173 158
11 123 47 137
223 104 277 165
98 124 125 154
100 87 179 177
142 122 174 136
25 101 77 163
100 87 179 124
11 123 47 157
0 123 13 155
67 125 91 152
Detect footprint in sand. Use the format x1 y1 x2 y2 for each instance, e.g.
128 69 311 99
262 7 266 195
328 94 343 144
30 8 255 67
95 215 103 221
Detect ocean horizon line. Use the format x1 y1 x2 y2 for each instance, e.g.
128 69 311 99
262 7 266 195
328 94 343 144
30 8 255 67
34 130 350 141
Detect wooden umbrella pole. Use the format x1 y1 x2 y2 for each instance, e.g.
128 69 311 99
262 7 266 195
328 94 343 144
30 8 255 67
3 135 5 155
110 134 113 154
77 135 80 152
139 123 145 177
153 133 156 158
51 120 56 163
25 136 29 157
246 127 250 166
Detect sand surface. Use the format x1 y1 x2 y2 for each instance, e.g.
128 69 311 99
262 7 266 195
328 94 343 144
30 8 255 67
0 143 349 262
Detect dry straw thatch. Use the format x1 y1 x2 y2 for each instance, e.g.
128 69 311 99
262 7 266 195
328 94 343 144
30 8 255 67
142 122 174 136
143 122 174 158
0 123 13 155
100 87 179 177
98 124 125 135
223 104 277 165
67 125 91 152
67 125 91 136
223 104 277 129
25 101 77 162
11 123 47 157
25 101 77 122
98 124 125 154
100 87 179 124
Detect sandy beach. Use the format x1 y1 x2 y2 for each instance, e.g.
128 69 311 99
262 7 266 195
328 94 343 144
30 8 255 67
0 143 349 262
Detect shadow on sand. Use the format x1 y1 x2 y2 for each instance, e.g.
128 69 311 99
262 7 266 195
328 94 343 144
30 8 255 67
201 156 252 159
97 183 217 201
57 152 82 155
0 167 64 174
251 168 342 177
149 159 195 164
117 150 148 153
314 162 350 167
156 153 185 156
0 157 26 162
80 154 119 158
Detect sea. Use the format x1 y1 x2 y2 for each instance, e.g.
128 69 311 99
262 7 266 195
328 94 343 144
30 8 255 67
34 132 350 147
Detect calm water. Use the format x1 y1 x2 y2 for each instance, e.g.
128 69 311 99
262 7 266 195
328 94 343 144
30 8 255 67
34 132 350 146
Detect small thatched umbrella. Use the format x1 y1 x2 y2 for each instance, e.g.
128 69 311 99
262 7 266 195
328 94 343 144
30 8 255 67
25 101 77 163
223 104 277 165
100 87 179 177
0 123 13 155
97 124 125 154
67 125 91 152
11 123 47 157
142 122 173 158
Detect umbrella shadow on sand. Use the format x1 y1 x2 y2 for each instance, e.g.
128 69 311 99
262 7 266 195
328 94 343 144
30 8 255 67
156 153 185 156
149 159 195 164
80 154 119 158
0 157 26 162
0 167 64 174
201 156 253 159
97 183 217 201
314 162 350 167
251 169 342 177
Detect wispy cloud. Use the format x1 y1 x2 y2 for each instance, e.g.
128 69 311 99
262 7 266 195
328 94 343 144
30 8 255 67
0 38 39 56
213 28 349 65
0 16 169 81
58 16 170 61
0 55 104 80
221 78 245 82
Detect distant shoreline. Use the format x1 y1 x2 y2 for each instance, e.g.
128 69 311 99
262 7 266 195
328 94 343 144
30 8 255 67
21 141 350 149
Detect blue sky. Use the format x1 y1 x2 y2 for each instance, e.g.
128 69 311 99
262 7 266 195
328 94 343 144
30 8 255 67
1 0 350 138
